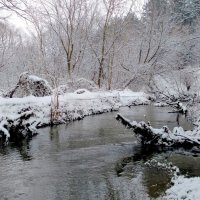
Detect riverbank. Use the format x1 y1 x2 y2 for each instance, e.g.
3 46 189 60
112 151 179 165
1 89 200 199
160 102 200 200
144 158 200 200
163 175 200 199
0 89 151 142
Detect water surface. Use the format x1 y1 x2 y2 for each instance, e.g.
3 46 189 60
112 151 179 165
0 106 198 200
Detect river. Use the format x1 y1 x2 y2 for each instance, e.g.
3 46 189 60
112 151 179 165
0 105 199 200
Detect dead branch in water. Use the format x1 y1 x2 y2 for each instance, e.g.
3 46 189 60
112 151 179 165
116 113 199 148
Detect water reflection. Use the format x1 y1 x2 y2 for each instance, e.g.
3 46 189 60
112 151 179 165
115 146 171 198
49 126 61 152
115 145 200 198
168 154 200 177
15 140 32 161
0 106 197 200
0 139 32 161
143 167 171 198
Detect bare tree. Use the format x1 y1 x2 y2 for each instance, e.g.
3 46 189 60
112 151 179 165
0 22 21 70
0 0 29 20
121 0 171 89
38 0 90 79
87 0 133 88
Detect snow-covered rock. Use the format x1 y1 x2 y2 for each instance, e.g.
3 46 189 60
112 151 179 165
74 89 90 94
0 109 38 143
54 78 98 94
4 72 52 98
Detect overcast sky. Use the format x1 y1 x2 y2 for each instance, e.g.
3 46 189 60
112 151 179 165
2 0 147 35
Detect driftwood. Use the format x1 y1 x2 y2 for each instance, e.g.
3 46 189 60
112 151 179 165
167 101 188 114
0 109 39 144
116 114 200 148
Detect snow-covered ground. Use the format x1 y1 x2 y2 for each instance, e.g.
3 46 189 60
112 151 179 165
145 159 200 200
0 89 150 124
0 89 150 141
1 87 200 199
152 68 200 97
163 176 200 200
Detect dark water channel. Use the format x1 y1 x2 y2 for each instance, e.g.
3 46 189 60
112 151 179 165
0 106 199 200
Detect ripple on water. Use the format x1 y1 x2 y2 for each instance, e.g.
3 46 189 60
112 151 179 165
0 106 197 200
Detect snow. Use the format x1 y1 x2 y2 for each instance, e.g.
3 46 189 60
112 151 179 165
0 89 150 141
29 75 44 82
145 159 180 175
164 176 200 200
111 89 151 106
132 120 199 146
1 87 200 199
4 72 52 98
0 119 10 141
152 69 199 98
145 159 200 200
54 78 98 94
154 102 168 107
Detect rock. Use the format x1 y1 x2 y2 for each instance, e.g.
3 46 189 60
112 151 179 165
74 89 90 94
54 78 98 95
4 72 52 98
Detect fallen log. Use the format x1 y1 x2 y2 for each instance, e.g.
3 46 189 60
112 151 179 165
172 102 187 114
116 114 200 148
165 101 188 114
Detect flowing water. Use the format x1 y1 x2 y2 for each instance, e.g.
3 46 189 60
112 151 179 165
0 105 199 200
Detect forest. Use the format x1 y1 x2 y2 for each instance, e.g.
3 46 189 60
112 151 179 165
0 0 200 94
1 0 200 199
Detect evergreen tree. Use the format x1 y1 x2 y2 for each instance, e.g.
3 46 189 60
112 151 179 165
172 0 200 27
143 0 169 19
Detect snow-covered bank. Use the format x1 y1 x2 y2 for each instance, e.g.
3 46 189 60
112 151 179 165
0 89 150 143
163 176 200 200
145 159 200 200
151 69 199 100
161 156 200 200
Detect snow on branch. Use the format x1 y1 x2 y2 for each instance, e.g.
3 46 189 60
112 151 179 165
116 113 200 148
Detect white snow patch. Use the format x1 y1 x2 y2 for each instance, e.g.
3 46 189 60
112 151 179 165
54 78 98 94
0 90 150 141
0 119 10 141
164 176 200 200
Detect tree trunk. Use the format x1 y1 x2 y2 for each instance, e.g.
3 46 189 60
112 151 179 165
97 65 103 88
116 113 200 148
